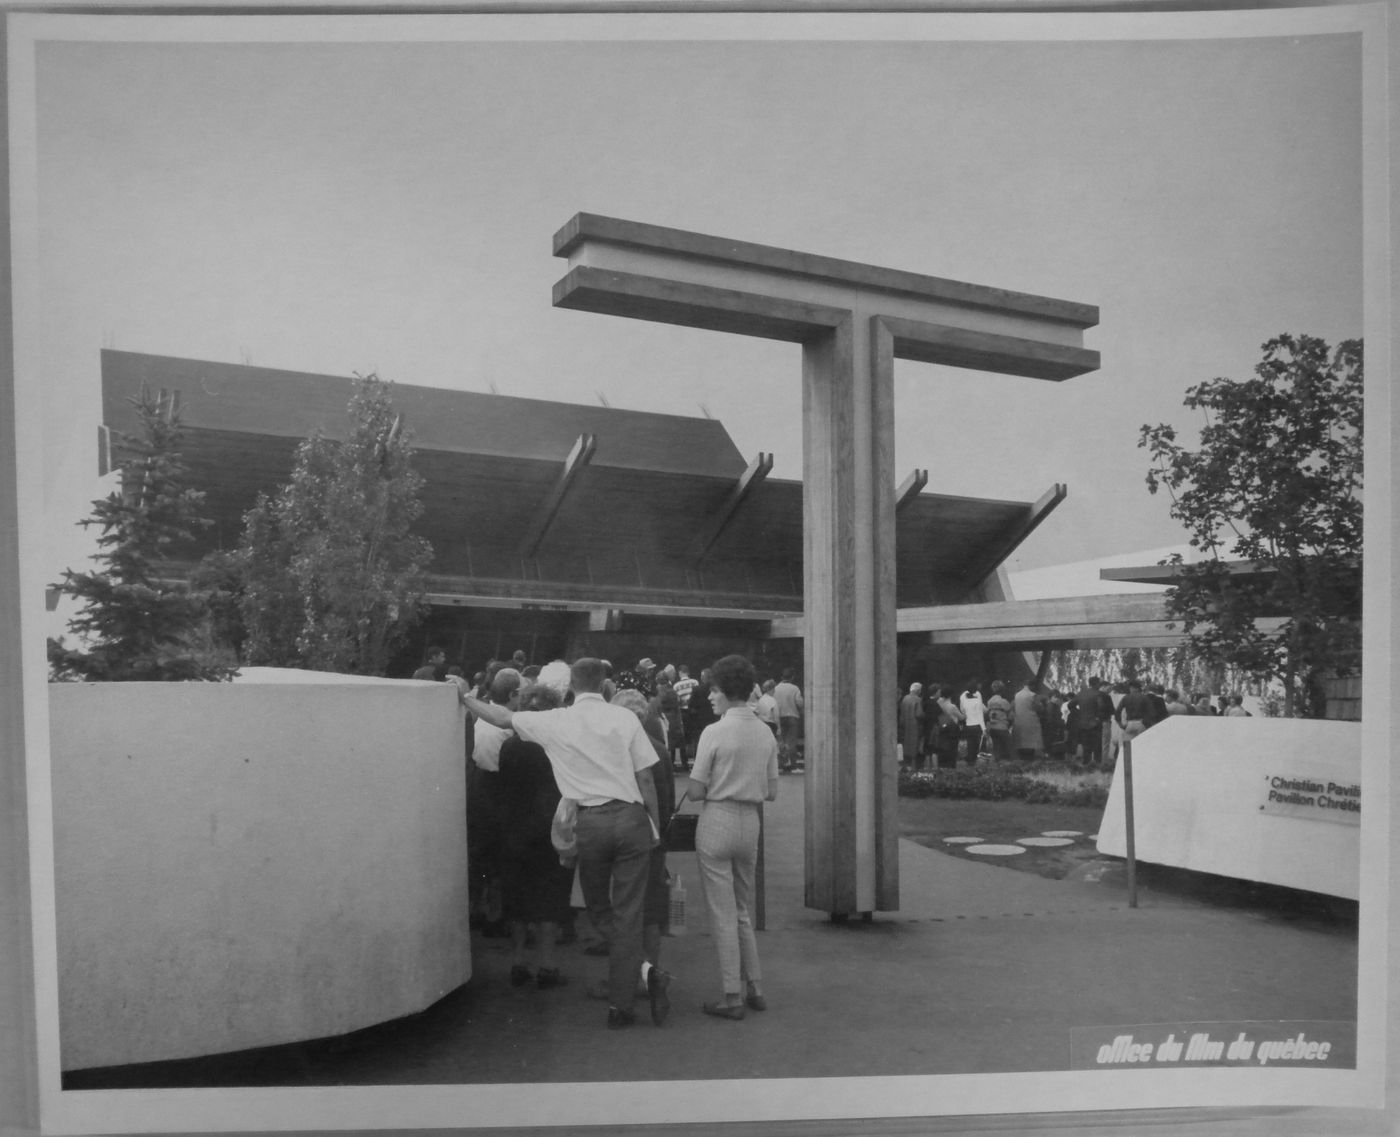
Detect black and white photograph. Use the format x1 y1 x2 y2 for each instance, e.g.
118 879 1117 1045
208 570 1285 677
0 5 1392 1135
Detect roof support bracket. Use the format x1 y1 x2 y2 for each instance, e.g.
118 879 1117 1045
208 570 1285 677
958 482 1067 600
895 468 928 513
518 433 597 559
693 451 773 564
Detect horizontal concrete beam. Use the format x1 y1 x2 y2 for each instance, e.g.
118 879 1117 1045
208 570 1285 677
553 213 1099 330
553 214 1100 366
553 266 848 343
882 319 1098 382
425 592 792 624
1099 560 1267 586
768 594 1288 647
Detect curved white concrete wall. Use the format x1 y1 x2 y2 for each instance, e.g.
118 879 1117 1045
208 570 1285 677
1096 716 1361 899
50 670 469 1070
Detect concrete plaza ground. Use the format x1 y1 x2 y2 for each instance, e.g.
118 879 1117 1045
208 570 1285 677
66 769 1358 1089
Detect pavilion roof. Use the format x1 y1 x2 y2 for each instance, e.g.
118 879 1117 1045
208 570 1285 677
100 349 1060 613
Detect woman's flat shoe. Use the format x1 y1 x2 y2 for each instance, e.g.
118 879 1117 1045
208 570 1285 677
701 1000 745 1020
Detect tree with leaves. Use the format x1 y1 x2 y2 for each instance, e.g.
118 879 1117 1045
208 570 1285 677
48 387 233 682
1139 334 1362 717
234 374 432 675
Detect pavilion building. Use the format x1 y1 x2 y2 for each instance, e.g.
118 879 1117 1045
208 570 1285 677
98 348 1073 683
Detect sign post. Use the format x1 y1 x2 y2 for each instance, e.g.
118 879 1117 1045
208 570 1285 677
1122 737 1138 909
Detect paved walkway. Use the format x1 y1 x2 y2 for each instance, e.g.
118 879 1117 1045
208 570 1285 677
67 770 1358 1088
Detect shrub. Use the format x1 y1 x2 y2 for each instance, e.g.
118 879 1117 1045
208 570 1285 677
897 762 1109 808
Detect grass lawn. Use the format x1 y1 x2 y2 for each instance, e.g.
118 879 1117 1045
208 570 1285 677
897 795 1111 881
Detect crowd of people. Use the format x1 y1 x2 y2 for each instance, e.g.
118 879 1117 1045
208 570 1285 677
419 647 788 1030
415 643 1256 1027
897 674 1253 771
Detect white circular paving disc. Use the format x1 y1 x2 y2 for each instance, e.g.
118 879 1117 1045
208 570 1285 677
964 844 1026 856
942 836 984 845
1018 837 1074 847
1041 830 1083 838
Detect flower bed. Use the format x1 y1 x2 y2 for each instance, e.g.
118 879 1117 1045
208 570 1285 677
898 761 1110 808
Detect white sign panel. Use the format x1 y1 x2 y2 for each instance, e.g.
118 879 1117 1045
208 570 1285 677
1097 716 1361 899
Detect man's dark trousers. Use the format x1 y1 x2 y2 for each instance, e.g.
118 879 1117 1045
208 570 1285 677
576 800 654 1017
778 716 801 770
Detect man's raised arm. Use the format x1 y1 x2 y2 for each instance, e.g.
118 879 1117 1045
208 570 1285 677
460 689 513 730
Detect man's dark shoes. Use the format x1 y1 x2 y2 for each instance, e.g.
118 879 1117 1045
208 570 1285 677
744 983 767 1012
647 967 672 1026
509 965 532 987
607 1007 636 1030
536 968 567 990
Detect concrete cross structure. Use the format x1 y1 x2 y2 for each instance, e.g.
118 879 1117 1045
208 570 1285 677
552 213 1099 917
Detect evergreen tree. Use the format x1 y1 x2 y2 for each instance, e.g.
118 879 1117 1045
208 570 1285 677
48 387 233 682
235 374 431 675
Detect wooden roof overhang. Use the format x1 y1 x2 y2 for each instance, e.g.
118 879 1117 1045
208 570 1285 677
100 350 1063 622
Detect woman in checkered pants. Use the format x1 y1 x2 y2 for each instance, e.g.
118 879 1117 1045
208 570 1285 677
688 654 780 1020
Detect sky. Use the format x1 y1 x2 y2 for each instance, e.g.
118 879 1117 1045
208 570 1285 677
29 16 1364 586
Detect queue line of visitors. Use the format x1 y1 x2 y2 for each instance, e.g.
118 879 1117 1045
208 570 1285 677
453 651 778 1030
898 672 1255 770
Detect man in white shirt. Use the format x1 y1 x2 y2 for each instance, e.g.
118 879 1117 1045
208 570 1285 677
772 670 804 773
462 658 666 1030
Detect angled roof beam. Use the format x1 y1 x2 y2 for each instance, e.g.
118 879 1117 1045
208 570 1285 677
957 482 1067 600
518 432 596 559
694 451 773 563
894 469 928 513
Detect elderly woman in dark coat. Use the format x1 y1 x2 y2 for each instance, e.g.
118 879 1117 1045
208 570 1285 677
496 684 573 989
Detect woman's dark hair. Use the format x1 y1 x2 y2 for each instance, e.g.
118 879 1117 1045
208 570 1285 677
517 685 562 712
711 654 757 702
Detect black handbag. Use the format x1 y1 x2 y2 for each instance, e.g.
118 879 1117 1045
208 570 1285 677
664 791 699 852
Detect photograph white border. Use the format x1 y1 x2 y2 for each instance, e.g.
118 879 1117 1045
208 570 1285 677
2 3 1393 1134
